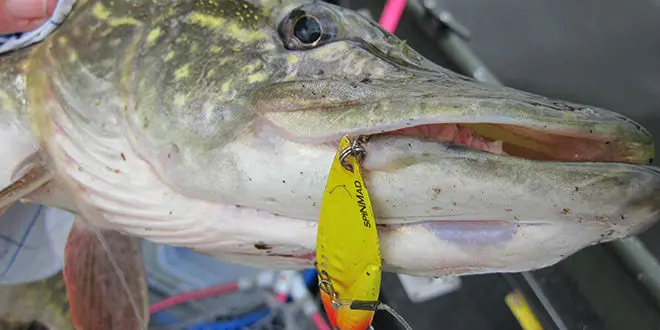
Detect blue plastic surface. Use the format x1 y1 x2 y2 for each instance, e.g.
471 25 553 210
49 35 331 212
302 268 317 287
154 245 261 290
143 242 268 325
0 204 74 284
152 307 271 330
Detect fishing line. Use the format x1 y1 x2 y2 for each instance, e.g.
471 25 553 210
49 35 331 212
90 223 147 330
377 302 413 330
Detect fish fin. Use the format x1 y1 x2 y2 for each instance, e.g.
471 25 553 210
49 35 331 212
20 180 78 214
0 152 54 214
63 219 149 330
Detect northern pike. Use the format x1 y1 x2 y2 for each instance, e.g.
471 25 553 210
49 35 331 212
0 0 658 328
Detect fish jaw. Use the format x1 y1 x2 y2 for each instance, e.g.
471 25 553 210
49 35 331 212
12 0 660 278
36 79 660 278
45 106 660 278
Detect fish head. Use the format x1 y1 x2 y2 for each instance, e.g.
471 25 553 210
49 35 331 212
123 0 659 276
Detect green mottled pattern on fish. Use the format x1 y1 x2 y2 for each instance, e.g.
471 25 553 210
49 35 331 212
0 49 28 119
0 272 74 330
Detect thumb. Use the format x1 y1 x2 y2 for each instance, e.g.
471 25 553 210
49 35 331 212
0 0 58 35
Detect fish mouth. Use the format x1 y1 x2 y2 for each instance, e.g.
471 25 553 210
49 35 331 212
250 75 659 242
230 70 660 275
255 75 654 166
349 121 651 165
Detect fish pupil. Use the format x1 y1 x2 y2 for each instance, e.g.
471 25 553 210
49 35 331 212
293 15 322 45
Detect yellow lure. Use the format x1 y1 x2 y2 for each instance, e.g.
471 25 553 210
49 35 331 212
316 136 382 330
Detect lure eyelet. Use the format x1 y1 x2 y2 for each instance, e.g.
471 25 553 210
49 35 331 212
339 135 368 172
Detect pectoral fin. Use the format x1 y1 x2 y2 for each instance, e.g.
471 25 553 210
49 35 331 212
0 152 54 215
63 219 149 330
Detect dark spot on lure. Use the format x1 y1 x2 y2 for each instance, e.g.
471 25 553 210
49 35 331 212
120 152 126 161
254 242 272 250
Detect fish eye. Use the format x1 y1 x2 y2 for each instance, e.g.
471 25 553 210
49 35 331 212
278 6 338 50
292 14 322 46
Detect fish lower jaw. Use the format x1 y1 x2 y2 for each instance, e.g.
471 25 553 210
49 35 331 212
132 210 601 277
61 156 620 277
82 194 614 277
57 146 593 277
52 130 626 277
48 114 638 277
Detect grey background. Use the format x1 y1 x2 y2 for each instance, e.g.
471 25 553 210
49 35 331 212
440 0 660 120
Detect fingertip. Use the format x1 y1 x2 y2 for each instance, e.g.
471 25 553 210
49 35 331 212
44 0 59 17
5 0 57 19
0 18 47 35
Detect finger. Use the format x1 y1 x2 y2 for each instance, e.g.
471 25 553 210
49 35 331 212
0 17 47 34
0 0 58 34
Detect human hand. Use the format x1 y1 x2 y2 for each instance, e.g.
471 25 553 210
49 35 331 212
1 0 57 35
